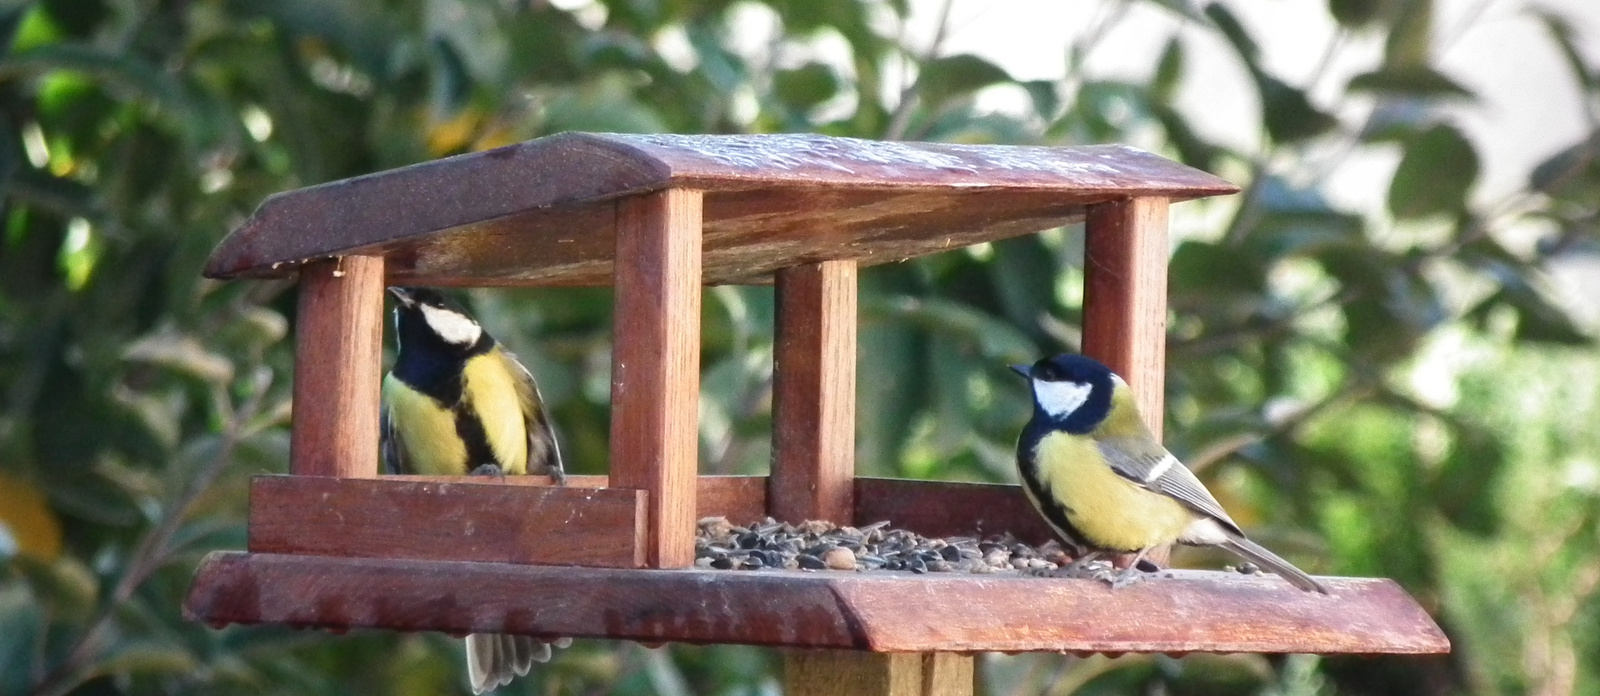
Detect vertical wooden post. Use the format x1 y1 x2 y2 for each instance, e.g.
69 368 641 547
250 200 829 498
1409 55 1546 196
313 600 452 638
290 256 385 477
1082 197 1170 439
609 188 702 569
770 259 857 524
785 651 974 696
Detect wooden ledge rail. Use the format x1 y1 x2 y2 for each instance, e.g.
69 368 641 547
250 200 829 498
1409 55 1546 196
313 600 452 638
185 554 1450 655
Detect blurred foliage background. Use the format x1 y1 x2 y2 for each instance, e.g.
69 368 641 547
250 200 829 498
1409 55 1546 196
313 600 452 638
0 0 1597 694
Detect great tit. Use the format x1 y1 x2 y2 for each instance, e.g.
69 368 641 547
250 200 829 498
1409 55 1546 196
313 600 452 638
1011 353 1329 594
379 286 569 693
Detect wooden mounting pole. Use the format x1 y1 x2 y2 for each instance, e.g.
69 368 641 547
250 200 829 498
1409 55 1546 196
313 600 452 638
290 256 385 477
1082 197 1170 439
609 188 702 569
771 259 857 524
774 263 970 694
786 651 973 696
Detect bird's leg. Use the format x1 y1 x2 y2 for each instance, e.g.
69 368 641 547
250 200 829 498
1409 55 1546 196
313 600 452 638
469 463 508 479
1110 547 1155 589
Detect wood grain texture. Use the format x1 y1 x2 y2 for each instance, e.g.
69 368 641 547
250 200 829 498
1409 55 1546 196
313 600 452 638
853 478 1058 546
204 133 1238 283
920 654 974 696
771 260 857 524
375 474 767 524
248 476 646 567
1083 198 1170 439
185 553 1450 654
290 256 385 477
609 189 702 568
785 651 924 696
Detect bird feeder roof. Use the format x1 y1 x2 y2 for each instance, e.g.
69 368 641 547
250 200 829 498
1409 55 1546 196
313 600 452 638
204 132 1237 285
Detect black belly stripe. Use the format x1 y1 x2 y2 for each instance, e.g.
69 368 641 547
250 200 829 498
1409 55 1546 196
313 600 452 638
452 403 499 471
1017 453 1093 552
1015 424 1143 555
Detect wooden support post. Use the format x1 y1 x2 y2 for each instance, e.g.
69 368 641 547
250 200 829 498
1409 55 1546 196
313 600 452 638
1083 197 1170 439
609 188 702 569
290 256 385 477
770 260 857 524
785 651 973 696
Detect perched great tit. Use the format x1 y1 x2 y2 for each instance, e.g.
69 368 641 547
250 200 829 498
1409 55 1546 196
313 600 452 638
1011 354 1330 594
380 286 569 693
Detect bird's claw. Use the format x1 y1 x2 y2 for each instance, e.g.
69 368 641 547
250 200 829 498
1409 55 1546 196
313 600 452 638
469 463 507 479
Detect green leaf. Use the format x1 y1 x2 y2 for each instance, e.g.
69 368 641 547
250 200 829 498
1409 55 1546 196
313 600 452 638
1020 79 1060 122
1347 66 1473 99
1387 123 1478 219
773 62 839 110
1152 35 1185 103
1534 10 1596 91
1204 3 1259 66
1429 424 1503 536
1257 73 1339 143
1329 0 1386 28
1528 129 1600 195
915 54 1012 107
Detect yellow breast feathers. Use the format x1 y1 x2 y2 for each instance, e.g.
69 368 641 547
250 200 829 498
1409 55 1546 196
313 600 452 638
462 350 529 474
1029 431 1197 552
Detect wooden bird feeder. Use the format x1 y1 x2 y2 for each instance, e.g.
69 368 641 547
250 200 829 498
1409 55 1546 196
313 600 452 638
185 132 1448 694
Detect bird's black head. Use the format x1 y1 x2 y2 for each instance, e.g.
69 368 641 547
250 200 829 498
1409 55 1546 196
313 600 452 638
1009 353 1117 434
389 287 493 359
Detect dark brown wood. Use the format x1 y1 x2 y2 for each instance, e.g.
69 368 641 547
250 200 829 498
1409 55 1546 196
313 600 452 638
186 553 1451 654
854 478 1058 546
248 476 646 567
694 475 769 524
1083 198 1170 438
204 134 1238 283
771 260 857 524
290 256 384 477
609 188 702 568
377 474 768 523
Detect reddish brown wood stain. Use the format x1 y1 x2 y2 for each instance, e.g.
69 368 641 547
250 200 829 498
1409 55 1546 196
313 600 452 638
247 476 647 568
185 553 1450 654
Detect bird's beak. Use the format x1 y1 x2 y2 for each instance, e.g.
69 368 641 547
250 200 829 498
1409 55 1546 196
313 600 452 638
1009 364 1032 379
386 287 414 308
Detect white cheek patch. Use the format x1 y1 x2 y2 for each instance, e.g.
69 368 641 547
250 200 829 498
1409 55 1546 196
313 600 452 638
1034 380 1093 419
420 304 483 346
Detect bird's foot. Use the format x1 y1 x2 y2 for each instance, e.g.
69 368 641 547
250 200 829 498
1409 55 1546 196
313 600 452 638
1050 559 1119 584
469 463 507 479
547 465 568 487
1110 566 1148 589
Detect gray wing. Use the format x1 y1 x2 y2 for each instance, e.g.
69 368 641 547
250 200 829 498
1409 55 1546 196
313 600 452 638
1096 437 1242 535
501 348 566 483
380 402 407 475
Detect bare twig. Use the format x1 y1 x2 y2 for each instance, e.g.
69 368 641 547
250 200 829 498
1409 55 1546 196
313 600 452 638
884 0 956 140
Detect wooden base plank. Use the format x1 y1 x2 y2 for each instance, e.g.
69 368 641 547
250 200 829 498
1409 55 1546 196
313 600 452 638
185 553 1449 655
374 474 767 524
854 478 1057 546
248 476 646 568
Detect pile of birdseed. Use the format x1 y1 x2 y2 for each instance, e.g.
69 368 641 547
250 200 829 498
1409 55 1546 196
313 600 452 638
693 516 1072 574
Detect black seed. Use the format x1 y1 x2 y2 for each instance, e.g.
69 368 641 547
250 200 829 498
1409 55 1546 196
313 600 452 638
797 554 826 570
711 556 734 570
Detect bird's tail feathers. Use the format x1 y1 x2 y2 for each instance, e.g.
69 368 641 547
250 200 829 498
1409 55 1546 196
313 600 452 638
466 633 564 693
1217 536 1331 594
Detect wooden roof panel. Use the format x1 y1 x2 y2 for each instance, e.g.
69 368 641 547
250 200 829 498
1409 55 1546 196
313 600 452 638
205 133 1237 284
